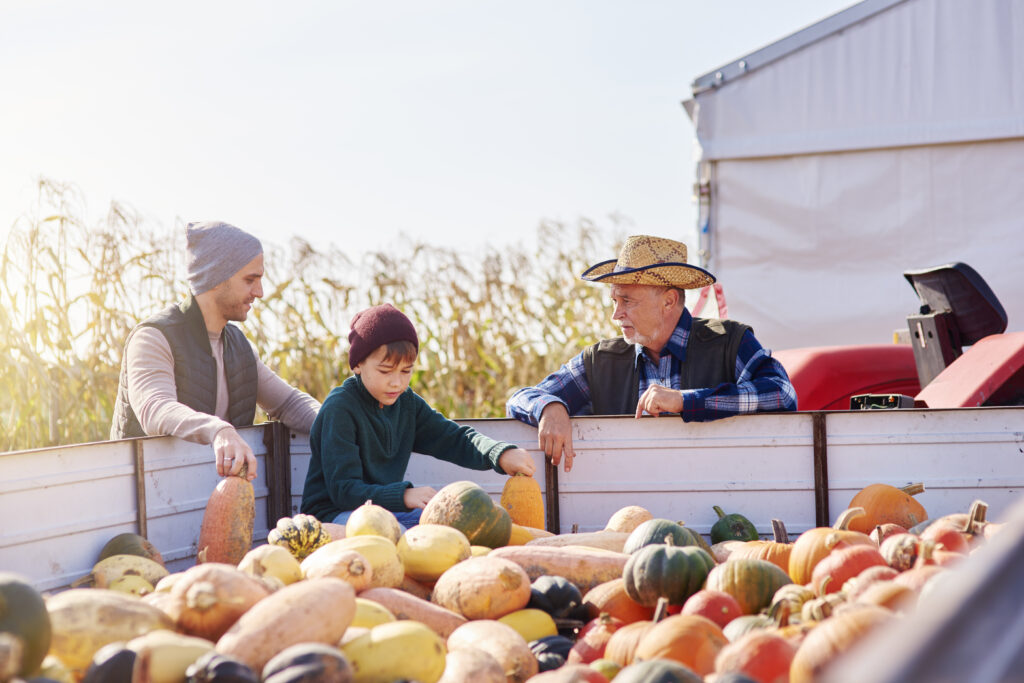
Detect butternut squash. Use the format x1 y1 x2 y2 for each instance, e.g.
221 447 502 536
447 620 538 683
359 587 468 639
46 588 174 674
604 505 653 534
488 545 629 594
525 530 629 553
313 536 402 588
237 544 303 586
164 563 271 641
197 470 255 566
431 556 532 620
215 577 356 672
299 543 374 591
437 648 505 683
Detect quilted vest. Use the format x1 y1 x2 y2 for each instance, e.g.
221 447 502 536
110 295 258 439
582 317 750 416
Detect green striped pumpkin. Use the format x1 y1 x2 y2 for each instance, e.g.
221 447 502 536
622 519 710 555
420 480 512 548
623 543 715 607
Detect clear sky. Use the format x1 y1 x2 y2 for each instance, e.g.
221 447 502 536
1 0 857 258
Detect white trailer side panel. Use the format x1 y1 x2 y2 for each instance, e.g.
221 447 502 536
4 408 1022 592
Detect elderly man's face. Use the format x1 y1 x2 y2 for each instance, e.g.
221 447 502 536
610 284 677 348
212 254 265 322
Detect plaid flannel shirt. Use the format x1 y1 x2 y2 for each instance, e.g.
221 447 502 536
506 308 798 423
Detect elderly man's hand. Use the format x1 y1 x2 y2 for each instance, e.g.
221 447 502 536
538 403 575 472
213 426 258 481
635 385 684 417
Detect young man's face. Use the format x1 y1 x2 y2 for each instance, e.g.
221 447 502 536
213 254 264 322
354 345 415 407
610 283 674 348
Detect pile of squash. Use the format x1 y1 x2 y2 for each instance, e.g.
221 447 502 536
1 476 1006 682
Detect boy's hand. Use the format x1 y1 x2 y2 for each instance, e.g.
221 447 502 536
404 486 437 509
498 448 537 476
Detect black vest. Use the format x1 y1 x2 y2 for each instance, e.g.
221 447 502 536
581 317 750 416
110 295 259 439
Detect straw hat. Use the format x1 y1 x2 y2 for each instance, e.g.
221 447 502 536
580 235 715 289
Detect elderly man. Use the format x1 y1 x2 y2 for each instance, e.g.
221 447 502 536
110 221 320 480
506 235 797 472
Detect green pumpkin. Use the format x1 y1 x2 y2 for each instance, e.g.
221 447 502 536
0 572 52 679
705 558 793 615
420 481 512 548
623 543 715 607
710 506 760 544
97 532 165 567
622 518 710 555
614 660 703 683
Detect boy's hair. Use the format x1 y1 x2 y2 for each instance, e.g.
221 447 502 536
379 339 418 366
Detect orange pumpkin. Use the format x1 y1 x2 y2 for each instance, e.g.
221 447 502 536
603 620 655 667
847 482 927 534
582 578 656 625
633 614 727 677
788 507 874 585
728 518 792 573
714 629 796 683
790 605 893 683
500 473 545 530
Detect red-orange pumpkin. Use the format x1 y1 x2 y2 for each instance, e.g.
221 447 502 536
810 542 886 595
567 613 624 664
197 469 255 565
714 629 796 683
679 590 742 630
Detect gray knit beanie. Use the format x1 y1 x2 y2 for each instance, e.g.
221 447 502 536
185 221 263 295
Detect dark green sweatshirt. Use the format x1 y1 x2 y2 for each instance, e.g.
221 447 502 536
300 376 514 521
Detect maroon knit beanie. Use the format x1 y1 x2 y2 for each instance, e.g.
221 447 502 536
348 303 419 369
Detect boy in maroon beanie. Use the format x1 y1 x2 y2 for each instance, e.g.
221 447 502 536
300 303 536 527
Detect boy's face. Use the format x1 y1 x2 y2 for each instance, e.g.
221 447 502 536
353 345 414 407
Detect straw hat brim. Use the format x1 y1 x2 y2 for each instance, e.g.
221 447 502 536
580 259 716 289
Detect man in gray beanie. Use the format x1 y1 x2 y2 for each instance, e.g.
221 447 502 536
110 221 320 480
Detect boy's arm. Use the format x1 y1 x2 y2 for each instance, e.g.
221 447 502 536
411 395 517 474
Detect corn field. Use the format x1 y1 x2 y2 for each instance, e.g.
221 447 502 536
1 178 627 452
